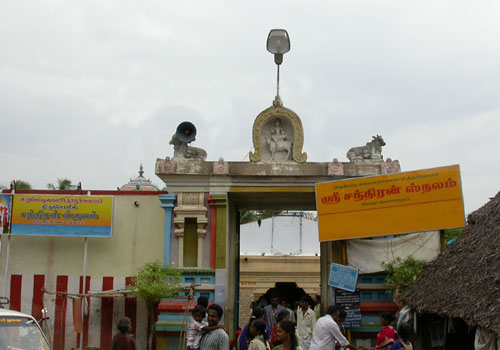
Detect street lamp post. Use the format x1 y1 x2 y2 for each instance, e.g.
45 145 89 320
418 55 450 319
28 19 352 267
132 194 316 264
266 29 290 98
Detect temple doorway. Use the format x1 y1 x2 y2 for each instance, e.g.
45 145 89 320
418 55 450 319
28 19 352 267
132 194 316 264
237 208 321 330
258 282 311 308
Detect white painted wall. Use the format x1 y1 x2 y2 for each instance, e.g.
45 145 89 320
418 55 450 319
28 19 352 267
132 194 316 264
240 214 320 256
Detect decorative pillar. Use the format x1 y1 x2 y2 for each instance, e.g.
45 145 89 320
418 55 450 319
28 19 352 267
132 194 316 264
159 194 176 266
173 193 208 268
175 222 185 267
197 229 204 269
211 194 227 269
208 195 217 269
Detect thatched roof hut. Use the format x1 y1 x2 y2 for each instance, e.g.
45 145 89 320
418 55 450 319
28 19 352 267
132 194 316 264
404 191 500 335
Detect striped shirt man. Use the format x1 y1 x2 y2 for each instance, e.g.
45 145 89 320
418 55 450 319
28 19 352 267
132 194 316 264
200 328 229 350
200 304 229 350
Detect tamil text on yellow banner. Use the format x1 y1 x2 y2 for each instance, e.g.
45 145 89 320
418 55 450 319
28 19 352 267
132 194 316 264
315 165 465 242
11 195 113 237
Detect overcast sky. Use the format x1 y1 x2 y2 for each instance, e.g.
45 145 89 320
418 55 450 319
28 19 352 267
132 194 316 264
1 1 499 214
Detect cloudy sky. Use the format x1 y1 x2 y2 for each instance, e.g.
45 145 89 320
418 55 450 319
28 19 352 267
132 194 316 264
1 1 499 214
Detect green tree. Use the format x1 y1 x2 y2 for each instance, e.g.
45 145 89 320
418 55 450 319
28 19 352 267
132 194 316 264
47 178 74 190
444 228 463 243
14 180 32 190
382 256 428 294
128 261 181 350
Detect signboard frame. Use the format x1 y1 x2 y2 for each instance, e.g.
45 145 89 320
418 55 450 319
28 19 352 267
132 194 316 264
10 194 114 238
315 165 465 242
0 194 12 234
328 263 359 292
343 308 362 329
335 289 361 308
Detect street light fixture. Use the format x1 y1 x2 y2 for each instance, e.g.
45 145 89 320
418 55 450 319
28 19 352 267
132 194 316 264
267 29 290 98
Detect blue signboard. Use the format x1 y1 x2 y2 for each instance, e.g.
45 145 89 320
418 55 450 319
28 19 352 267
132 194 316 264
328 263 359 292
343 308 362 329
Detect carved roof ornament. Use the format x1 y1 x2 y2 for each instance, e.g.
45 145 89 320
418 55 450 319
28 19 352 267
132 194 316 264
382 158 401 174
213 157 229 175
249 96 307 163
157 156 176 174
328 158 344 176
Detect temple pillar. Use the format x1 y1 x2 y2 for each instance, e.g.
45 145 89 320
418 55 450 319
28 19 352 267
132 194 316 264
173 192 208 268
208 195 217 269
159 194 176 266
211 194 227 269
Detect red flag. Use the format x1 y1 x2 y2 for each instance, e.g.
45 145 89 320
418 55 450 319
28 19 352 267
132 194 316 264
72 297 83 333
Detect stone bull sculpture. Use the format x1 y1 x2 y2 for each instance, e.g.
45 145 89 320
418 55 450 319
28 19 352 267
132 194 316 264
347 135 385 162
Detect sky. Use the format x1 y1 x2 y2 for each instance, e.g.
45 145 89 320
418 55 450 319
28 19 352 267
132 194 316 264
1 1 499 214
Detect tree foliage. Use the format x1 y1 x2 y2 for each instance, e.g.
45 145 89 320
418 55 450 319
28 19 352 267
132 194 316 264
382 256 428 293
128 261 181 350
47 178 74 190
131 260 181 304
444 228 463 242
14 180 32 190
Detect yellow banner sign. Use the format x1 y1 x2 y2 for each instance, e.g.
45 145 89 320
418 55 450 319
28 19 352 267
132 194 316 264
315 165 465 241
11 195 113 237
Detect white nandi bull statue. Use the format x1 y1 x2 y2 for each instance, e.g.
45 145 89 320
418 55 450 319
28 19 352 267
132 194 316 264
347 135 385 162
169 134 207 161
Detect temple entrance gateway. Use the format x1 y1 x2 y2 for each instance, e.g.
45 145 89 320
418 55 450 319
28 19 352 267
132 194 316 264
238 210 321 321
154 96 400 345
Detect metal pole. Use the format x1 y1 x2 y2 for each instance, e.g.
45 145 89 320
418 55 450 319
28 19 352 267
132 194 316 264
79 236 88 350
299 214 303 254
271 215 275 253
2 235 10 298
2 188 14 298
276 65 280 97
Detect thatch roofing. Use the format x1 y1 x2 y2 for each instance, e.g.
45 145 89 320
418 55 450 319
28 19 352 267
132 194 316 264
404 191 500 335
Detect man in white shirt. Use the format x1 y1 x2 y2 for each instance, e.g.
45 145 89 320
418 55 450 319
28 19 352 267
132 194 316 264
310 306 356 350
297 296 316 350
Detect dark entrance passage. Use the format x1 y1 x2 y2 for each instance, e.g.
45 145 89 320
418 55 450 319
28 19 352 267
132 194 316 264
258 282 311 310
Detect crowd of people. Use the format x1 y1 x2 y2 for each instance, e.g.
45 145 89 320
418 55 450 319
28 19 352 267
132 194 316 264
111 294 413 350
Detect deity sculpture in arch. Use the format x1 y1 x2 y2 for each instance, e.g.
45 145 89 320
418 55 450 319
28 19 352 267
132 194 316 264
249 96 307 163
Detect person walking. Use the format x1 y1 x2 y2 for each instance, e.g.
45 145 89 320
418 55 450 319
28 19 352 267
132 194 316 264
111 317 136 350
313 295 321 320
264 295 285 329
248 320 271 350
239 307 271 350
296 296 316 350
280 300 296 323
272 320 302 350
270 310 292 348
310 306 356 350
200 304 229 350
